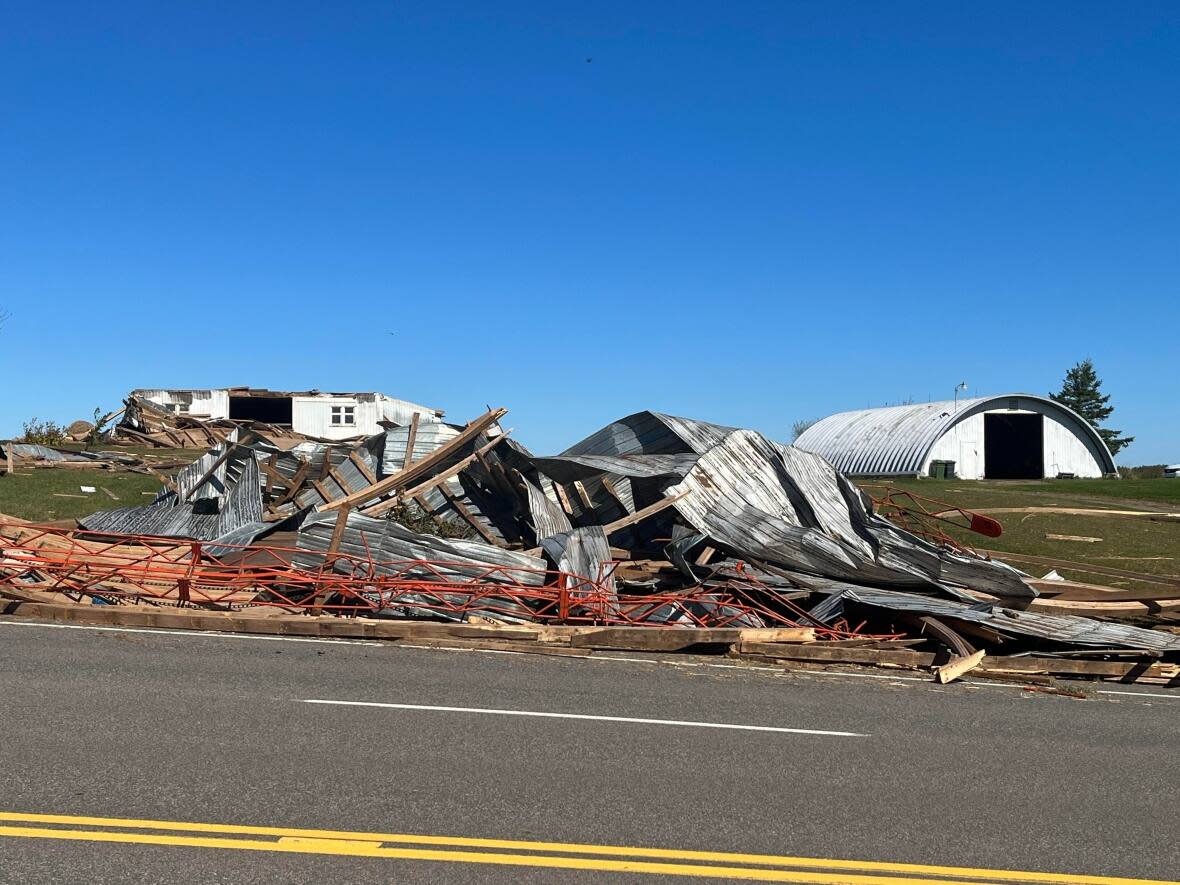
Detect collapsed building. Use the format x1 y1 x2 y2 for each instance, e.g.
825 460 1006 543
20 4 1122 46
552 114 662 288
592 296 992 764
3 403 1179 686
110 387 444 446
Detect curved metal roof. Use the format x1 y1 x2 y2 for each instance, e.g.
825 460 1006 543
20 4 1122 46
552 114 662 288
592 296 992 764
794 394 1117 477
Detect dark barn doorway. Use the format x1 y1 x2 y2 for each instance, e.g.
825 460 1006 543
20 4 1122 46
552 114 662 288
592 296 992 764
984 413 1044 479
228 395 293 425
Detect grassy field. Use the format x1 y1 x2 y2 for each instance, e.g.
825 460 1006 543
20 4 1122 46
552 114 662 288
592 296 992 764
856 478 1180 589
0 468 165 521
1 443 206 522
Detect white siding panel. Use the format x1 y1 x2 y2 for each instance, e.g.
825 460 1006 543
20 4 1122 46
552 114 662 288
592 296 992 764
292 397 381 439
131 389 230 419
1043 413 1104 478
923 413 984 479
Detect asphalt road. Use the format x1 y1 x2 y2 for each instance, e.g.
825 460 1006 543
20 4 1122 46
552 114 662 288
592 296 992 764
1 618 1177 884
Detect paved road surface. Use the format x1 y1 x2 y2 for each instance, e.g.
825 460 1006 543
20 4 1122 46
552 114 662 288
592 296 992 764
1 618 1177 883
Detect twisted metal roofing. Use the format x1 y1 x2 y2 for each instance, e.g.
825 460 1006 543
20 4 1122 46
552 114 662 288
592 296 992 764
794 394 1116 477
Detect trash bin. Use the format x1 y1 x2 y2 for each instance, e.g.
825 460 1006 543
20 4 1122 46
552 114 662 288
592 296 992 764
928 460 956 479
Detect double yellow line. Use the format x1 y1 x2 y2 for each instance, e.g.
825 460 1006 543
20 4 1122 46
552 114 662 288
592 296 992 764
0 812 1173 884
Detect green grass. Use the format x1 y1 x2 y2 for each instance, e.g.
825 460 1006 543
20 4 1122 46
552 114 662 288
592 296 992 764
0 468 165 521
857 478 1180 589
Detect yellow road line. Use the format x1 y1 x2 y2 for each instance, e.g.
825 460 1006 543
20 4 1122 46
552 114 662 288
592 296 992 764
0 813 1173 885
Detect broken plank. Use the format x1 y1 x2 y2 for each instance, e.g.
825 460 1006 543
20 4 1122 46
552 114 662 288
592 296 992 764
935 650 986 684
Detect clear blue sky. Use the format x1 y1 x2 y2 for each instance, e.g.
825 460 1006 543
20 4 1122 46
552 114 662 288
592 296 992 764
1 2 1176 462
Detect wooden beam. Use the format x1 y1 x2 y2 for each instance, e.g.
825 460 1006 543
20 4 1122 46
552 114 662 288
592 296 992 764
181 443 238 502
551 481 575 517
319 408 507 513
327 464 357 495
571 626 815 652
311 478 335 503
349 450 377 485
438 485 501 546
601 491 689 536
363 433 511 516
326 505 352 557
273 459 311 507
403 412 421 469
260 457 287 496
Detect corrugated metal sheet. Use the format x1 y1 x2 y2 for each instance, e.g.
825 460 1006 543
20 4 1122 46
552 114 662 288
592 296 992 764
539 526 617 595
531 453 699 483
381 423 460 477
520 474 573 541
561 411 735 457
811 586 1180 653
664 428 1035 599
294 510 547 586
795 394 1117 477
79 456 263 540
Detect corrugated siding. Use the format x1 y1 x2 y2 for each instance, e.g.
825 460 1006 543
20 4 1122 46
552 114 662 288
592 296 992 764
815 586 1180 653
561 411 735 457
664 428 1035 598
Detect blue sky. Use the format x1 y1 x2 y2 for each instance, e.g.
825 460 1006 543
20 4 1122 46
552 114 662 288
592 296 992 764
1 2 1176 461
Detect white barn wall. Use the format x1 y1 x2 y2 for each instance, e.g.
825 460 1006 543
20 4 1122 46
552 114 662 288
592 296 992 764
132 389 229 419
292 396 382 439
922 408 1105 479
924 413 985 478
1042 412 1105 478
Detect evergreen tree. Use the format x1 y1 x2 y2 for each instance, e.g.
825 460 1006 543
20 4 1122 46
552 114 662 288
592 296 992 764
1050 359 1133 456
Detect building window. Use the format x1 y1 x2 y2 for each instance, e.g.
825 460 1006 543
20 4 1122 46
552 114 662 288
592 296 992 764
331 405 355 427
1008 398 1019 411
166 403 190 414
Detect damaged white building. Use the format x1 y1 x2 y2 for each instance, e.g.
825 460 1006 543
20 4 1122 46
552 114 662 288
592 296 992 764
129 387 443 440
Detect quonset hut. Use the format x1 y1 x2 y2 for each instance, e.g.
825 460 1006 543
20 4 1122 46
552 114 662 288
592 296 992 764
794 394 1116 480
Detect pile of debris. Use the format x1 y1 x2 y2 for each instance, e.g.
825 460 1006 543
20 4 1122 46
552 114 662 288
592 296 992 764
2 407 1178 687
108 394 323 449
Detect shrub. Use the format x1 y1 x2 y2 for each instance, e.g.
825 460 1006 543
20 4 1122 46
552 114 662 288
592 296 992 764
20 418 67 446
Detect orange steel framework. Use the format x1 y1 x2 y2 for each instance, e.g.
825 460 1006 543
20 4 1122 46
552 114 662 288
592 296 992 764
0 525 872 637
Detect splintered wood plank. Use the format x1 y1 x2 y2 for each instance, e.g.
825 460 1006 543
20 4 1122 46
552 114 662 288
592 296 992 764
935 650 986 684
